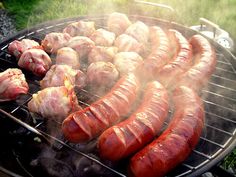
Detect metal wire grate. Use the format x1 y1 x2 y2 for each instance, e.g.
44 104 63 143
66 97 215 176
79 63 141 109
0 15 235 177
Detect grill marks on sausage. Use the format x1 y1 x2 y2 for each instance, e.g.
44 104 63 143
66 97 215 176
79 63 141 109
129 86 205 177
62 73 140 143
140 26 171 81
176 34 216 91
157 29 193 87
98 81 169 161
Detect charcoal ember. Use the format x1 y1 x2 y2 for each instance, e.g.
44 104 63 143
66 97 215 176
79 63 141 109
30 156 74 177
75 154 114 177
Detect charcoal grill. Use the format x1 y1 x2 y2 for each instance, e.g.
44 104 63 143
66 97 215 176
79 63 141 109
0 14 236 177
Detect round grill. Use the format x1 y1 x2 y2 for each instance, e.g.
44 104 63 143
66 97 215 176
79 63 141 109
0 15 235 177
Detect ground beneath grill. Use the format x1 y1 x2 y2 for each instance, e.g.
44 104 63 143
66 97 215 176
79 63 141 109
0 9 17 41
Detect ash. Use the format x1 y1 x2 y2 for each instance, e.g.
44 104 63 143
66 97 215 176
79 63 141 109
0 9 17 41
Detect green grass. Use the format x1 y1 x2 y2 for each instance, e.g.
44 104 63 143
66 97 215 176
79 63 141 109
2 0 236 40
2 0 236 172
221 148 236 174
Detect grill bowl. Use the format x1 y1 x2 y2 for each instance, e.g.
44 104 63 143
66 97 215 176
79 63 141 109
0 15 236 177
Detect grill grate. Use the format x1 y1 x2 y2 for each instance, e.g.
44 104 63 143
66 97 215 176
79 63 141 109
0 15 236 177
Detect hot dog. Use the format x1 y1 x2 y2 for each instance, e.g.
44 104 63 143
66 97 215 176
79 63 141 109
62 73 140 143
98 81 169 161
176 34 216 91
139 26 171 81
129 86 205 177
157 29 193 88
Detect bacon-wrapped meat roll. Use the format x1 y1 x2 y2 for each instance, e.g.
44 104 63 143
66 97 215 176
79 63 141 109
8 39 40 59
18 48 52 76
114 34 144 54
41 32 71 53
40 65 86 89
56 47 80 69
87 61 119 87
67 36 95 59
28 85 80 121
63 20 95 37
107 12 131 36
125 21 149 44
90 28 116 46
114 52 143 75
0 68 29 101
88 46 118 64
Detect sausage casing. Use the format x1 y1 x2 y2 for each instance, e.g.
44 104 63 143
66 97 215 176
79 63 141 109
129 86 205 177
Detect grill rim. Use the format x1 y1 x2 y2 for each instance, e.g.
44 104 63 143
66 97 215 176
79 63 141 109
0 14 236 177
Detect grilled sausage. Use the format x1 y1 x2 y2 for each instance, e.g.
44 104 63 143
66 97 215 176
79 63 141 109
62 73 140 143
129 86 205 177
98 81 169 161
139 26 171 81
157 29 193 87
176 34 216 91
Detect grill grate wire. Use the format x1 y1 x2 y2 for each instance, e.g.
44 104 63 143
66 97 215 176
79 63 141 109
0 16 235 177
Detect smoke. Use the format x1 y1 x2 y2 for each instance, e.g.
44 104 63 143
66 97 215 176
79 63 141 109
19 1 236 176
26 0 131 29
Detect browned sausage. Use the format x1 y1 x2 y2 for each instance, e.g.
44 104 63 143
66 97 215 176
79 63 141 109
62 73 140 143
176 34 216 91
98 81 169 161
137 26 171 81
129 86 205 177
157 29 193 88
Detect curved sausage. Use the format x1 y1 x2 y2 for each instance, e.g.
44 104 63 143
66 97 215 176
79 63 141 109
139 26 171 81
98 81 169 161
129 86 205 177
62 73 140 143
176 34 216 91
157 29 193 88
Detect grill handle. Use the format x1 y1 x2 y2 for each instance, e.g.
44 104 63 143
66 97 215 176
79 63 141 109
134 0 175 13
199 17 220 38
133 0 176 23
